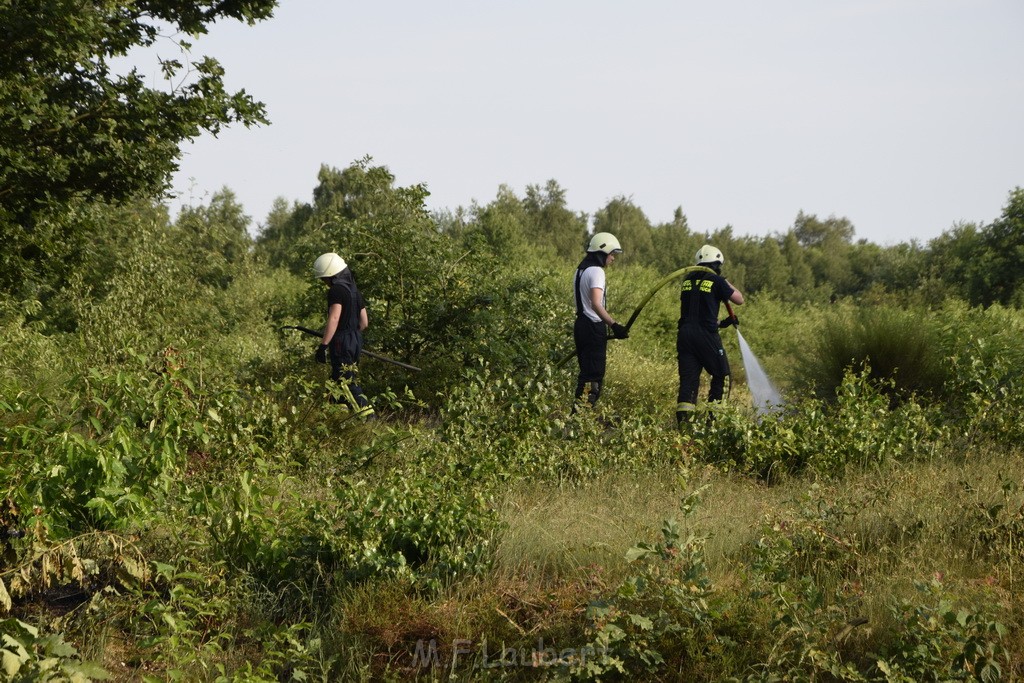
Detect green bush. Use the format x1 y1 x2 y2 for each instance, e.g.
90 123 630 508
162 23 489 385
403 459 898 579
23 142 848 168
938 308 1024 448
1 356 196 536
792 304 950 406
694 367 942 478
0 618 109 682
331 468 500 589
875 580 1008 682
575 489 722 680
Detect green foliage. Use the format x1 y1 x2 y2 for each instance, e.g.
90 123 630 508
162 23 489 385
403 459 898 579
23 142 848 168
331 468 499 590
172 190 254 290
744 510 870 682
0 0 273 297
185 425 500 596
190 463 318 597
0 618 109 682
523 180 589 260
574 487 722 680
0 300 67 397
460 184 532 255
971 475 1024 568
74 558 325 682
973 187 1024 308
647 208 698 275
438 363 687 484
450 180 587 262
794 212 857 295
939 306 1024 448
792 304 950 406
593 197 655 266
692 367 941 478
1 356 196 535
876 580 1008 682
438 366 572 481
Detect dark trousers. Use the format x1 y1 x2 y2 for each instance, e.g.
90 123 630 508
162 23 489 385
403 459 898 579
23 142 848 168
677 323 730 408
574 317 607 406
330 331 369 408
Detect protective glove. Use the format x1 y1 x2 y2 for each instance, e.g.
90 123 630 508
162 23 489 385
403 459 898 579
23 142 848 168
314 344 329 363
718 315 739 329
610 322 630 340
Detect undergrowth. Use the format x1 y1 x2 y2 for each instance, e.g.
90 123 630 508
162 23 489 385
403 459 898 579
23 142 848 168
3 289 1024 681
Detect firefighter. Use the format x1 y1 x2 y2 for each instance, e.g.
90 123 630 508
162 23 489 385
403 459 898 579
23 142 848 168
676 244 744 425
573 232 629 411
312 252 372 415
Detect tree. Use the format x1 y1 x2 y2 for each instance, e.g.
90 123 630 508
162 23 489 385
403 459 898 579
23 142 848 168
467 185 530 256
592 197 655 265
0 0 275 298
174 189 253 289
925 222 985 306
792 212 856 296
522 180 588 261
979 187 1024 307
254 197 314 270
649 207 697 273
793 211 855 248
779 230 818 300
734 235 788 295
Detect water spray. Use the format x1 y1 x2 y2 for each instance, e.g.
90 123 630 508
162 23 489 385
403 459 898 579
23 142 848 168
723 303 783 415
548 265 785 416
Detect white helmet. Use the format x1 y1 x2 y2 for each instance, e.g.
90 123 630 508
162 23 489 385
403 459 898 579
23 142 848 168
313 252 347 279
587 232 623 255
695 244 724 266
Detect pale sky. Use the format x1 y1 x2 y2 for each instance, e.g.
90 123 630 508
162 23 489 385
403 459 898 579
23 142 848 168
135 0 1024 246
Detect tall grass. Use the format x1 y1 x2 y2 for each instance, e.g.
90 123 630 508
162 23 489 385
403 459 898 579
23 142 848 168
792 303 950 404
8 279 1024 680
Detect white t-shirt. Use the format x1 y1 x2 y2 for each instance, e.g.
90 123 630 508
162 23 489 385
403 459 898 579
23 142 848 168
576 265 606 323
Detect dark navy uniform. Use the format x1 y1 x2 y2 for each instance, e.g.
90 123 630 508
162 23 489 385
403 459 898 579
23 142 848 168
676 268 734 423
326 270 369 409
573 252 609 408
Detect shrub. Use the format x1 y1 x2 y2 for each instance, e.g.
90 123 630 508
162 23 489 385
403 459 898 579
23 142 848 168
940 318 1024 448
0 618 109 682
791 304 950 407
694 367 942 478
875 579 1008 682
1 356 196 536
331 468 500 590
574 487 724 680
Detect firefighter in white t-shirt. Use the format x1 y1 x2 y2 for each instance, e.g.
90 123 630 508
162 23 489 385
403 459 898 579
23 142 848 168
572 232 628 411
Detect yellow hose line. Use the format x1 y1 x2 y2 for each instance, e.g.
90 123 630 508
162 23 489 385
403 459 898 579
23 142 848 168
553 265 715 370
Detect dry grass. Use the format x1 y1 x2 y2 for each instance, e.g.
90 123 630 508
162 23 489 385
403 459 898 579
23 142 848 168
493 470 682 584
494 446 1024 614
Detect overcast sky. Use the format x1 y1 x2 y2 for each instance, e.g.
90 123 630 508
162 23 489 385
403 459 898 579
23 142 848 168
136 0 1024 246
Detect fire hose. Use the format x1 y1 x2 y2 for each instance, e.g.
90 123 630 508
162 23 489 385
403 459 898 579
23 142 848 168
279 326 422 372
552 265 719 370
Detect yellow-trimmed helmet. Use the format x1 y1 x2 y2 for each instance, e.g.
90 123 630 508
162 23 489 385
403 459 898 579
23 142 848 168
695 244 724 266
587 232 623 254
313 252 347 279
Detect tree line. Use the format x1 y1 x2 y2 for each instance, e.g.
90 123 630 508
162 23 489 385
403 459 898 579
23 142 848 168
253 162 1024 309
2 0 1022 319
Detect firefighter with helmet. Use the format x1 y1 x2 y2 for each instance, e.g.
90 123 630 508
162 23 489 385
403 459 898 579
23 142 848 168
312 252 372 415
676 244 744 426
572 232 629 411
